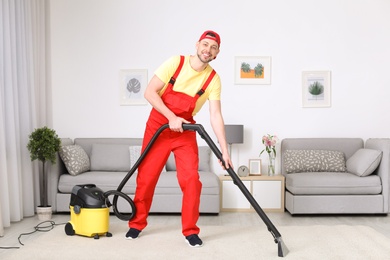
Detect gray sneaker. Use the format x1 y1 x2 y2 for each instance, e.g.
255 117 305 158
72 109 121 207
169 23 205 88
185 234 203 247
126 228 141 240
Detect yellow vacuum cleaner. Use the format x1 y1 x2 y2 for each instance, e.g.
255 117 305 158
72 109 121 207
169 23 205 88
65 184 112 239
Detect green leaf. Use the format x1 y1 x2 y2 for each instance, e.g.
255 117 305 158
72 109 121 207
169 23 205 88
27 126 61 164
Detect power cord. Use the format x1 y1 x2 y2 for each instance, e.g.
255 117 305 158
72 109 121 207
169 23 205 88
0 220 66 249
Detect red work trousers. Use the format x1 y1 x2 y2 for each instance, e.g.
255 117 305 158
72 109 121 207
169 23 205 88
129 118 202 236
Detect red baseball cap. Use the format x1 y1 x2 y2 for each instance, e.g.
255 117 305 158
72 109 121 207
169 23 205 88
199 30 221 47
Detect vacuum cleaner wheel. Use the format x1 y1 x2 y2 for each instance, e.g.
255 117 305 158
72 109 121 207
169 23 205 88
65 222 75 236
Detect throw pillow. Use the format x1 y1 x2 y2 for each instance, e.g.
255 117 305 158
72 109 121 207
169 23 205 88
129 146 166 173
90 144 130 171
129 146 142 173
346 148 382 177
284 149 346 173
59 145 90 176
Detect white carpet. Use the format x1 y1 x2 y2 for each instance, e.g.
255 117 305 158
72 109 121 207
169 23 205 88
3 223 390 260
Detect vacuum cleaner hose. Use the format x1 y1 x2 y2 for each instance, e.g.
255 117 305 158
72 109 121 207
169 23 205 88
110 124 172 221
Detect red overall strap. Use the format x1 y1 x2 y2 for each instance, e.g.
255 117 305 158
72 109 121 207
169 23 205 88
168 55 185 86
196 69 216 97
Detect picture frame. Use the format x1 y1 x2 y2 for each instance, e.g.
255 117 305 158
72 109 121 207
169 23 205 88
249 159 262 175
235 56 271 85
302 71 331 108
119 69 148 105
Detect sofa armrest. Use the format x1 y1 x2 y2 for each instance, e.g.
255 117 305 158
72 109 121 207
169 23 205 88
48 138 73 212
365 138 390 213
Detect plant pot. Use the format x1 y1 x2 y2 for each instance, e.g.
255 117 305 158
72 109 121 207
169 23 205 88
36 206 52 221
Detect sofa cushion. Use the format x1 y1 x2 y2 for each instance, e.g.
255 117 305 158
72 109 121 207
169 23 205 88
285 172 382 195
59 145 90 176
58 171 219 195
166 146 211 171
284 150 346 173
90 144 130 171
346 148 383 177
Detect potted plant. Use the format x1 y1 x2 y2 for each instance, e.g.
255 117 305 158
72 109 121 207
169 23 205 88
27 126 61 220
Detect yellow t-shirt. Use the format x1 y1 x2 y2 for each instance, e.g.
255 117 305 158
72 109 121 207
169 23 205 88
154 55 221 116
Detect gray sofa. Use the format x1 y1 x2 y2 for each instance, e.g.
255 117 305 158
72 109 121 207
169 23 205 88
48 138 220 214
281 138 390 214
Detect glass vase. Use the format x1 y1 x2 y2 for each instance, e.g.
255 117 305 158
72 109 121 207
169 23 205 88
268 153 275 176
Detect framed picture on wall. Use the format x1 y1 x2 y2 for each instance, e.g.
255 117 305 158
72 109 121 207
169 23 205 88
302 71 331 108
234 56 271 85
249 159 262 175
119 69 148 105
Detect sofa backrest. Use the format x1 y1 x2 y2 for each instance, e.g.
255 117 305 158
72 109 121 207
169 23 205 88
281 138 364 175
71 138 211 172
71 138 143 172
74 138 143 157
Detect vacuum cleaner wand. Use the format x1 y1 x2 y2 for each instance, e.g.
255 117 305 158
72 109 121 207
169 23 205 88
182 124 289 257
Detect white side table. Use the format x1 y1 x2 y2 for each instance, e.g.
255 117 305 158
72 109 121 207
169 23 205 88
219 175 285 212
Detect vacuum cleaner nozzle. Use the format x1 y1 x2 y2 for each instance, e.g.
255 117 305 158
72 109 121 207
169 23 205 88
277 237 290 257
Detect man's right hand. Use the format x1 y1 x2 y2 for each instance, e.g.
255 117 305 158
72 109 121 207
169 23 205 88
169 117 190 133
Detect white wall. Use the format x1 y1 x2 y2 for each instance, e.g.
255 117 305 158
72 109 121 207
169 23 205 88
49 0 390 174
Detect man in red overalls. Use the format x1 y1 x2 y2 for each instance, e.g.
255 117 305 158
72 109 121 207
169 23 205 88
126 30 232 247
